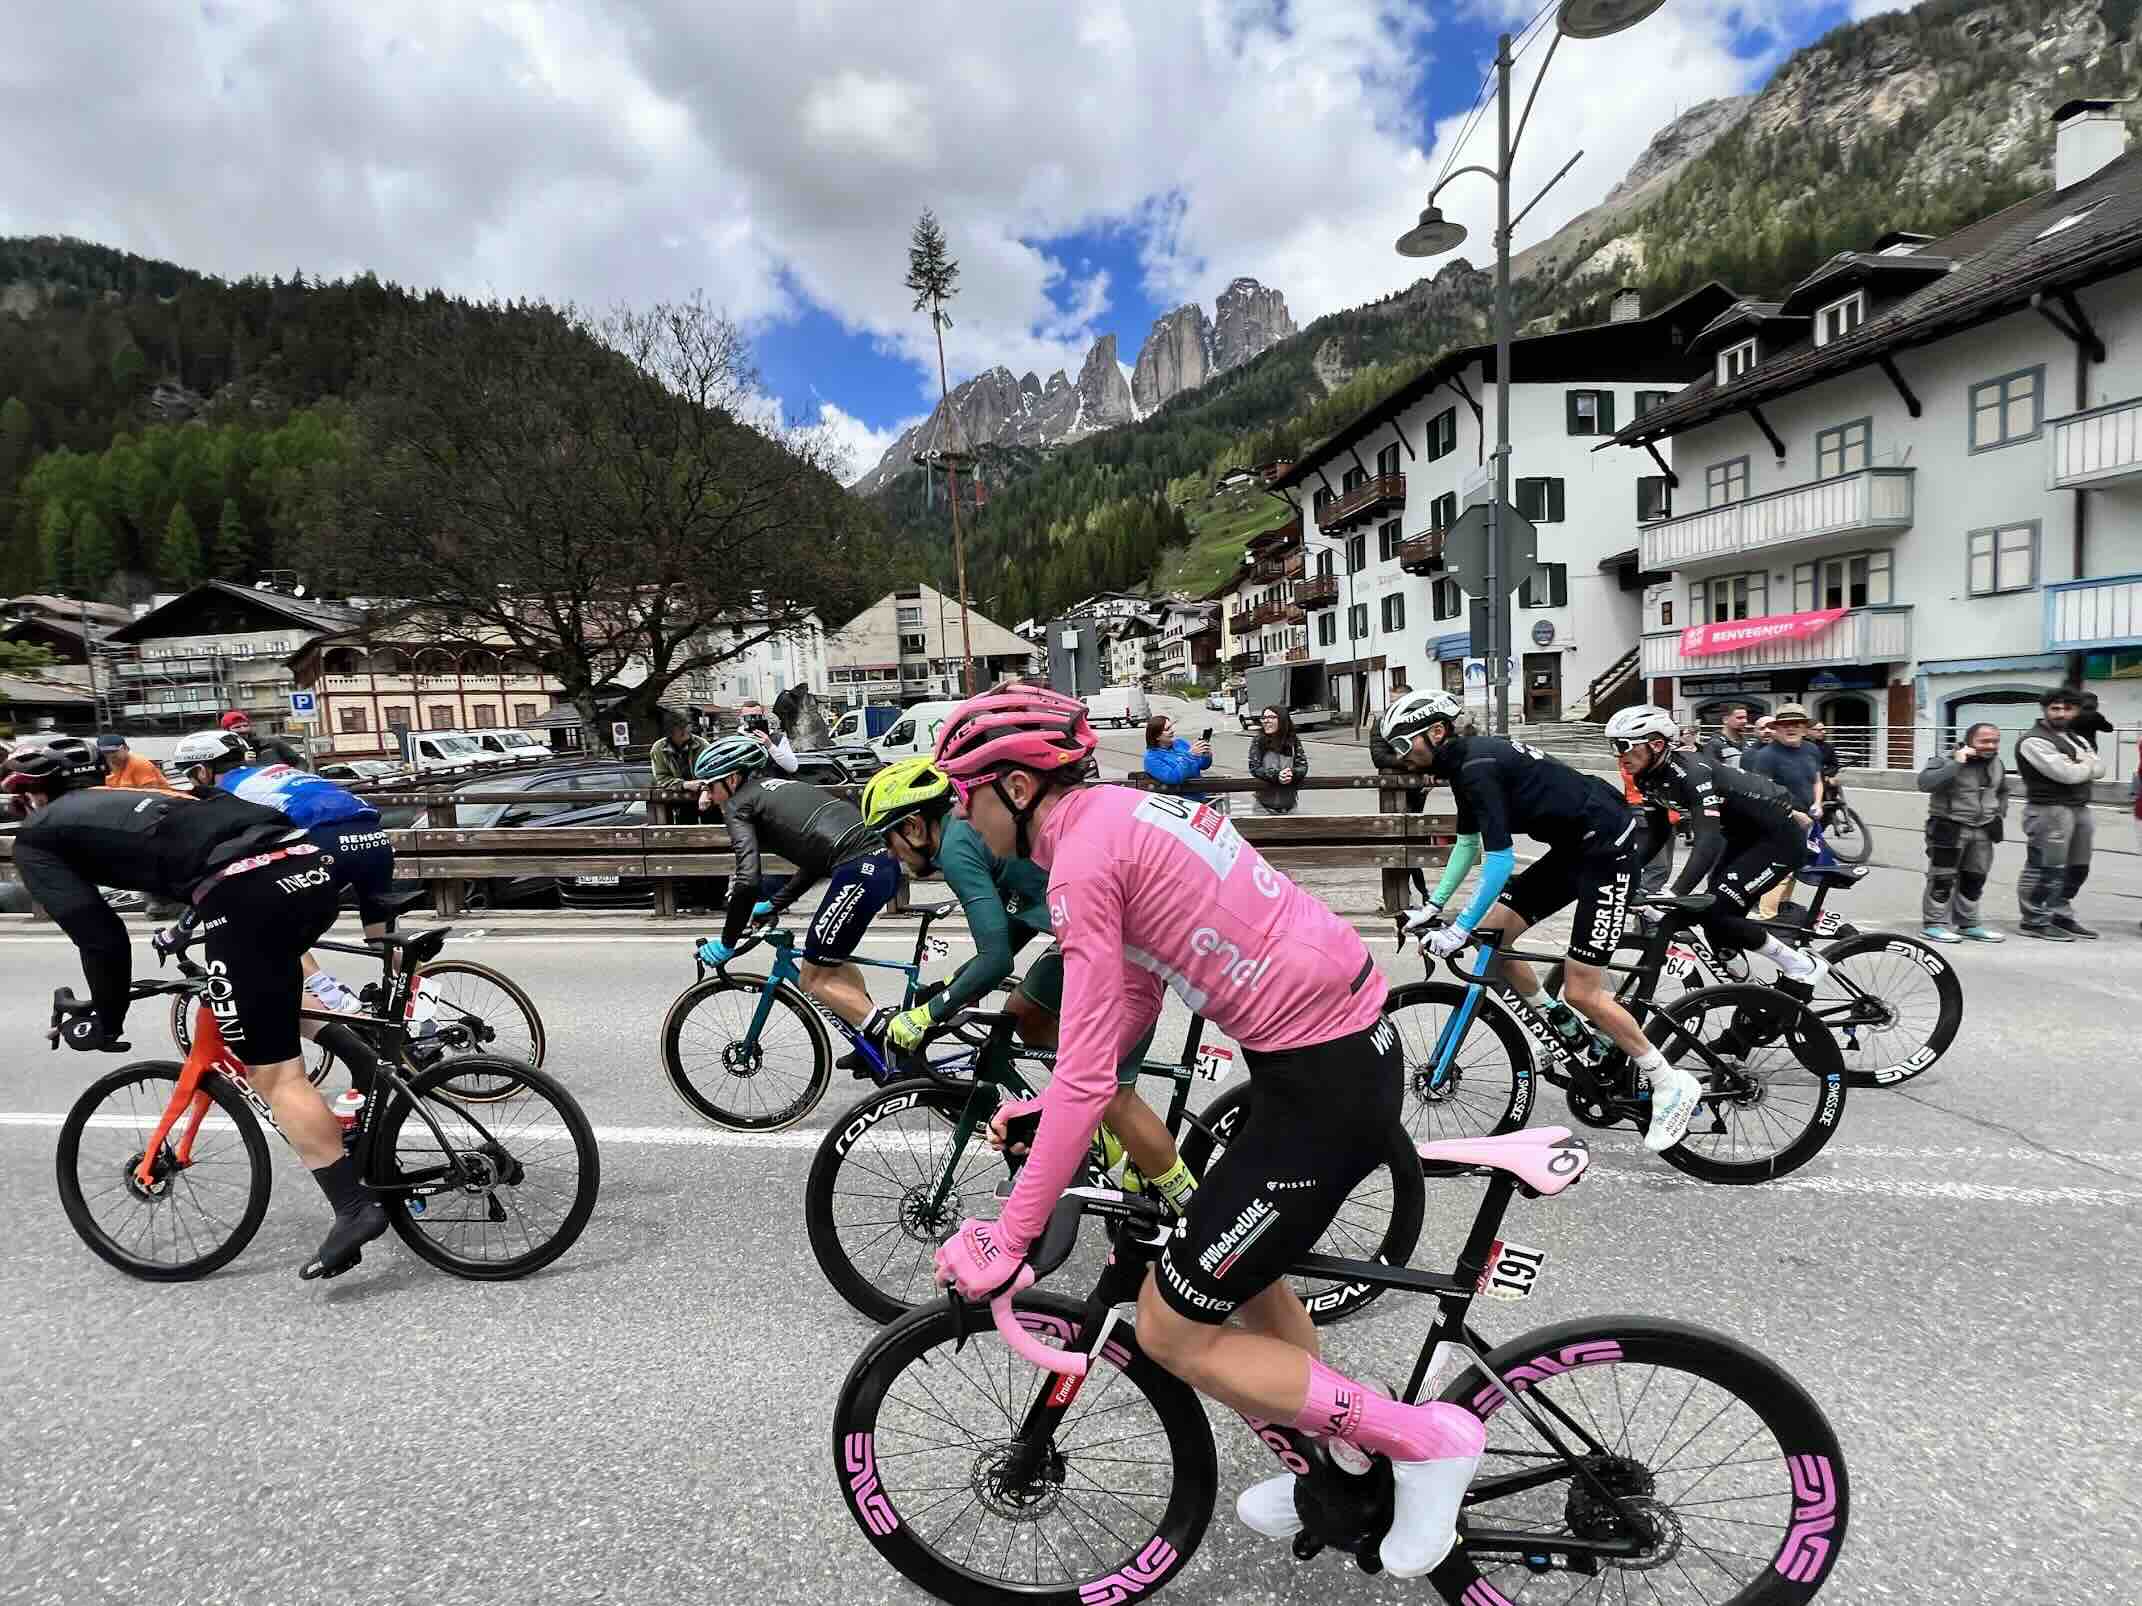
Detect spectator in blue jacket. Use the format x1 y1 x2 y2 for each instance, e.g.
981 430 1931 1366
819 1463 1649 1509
1143 712 1215 803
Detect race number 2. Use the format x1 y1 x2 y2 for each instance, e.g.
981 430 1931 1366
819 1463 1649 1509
1477 1239 1547 1302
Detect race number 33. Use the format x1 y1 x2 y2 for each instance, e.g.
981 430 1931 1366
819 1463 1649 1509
1477 1239 1547 1301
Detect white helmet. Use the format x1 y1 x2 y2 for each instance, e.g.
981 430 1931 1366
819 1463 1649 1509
1380 688 1464 743
1604 705 1679 746
173 729 249 770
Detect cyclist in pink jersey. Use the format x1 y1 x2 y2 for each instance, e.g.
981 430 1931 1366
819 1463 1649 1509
928 687 1483 1579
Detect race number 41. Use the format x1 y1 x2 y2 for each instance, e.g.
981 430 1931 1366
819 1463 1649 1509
1194 1044 1235 1082
1476 1239 1547 1301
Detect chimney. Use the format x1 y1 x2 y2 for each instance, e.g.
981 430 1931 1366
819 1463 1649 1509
2054 98 2130 191
1610 287 1642 323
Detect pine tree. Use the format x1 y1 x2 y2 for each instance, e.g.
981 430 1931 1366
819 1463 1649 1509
161 501 202 583
40 499 73 589
72 506 114 589
214 496 248 579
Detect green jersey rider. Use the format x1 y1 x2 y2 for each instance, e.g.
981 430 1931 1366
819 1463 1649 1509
858 756 1198 1214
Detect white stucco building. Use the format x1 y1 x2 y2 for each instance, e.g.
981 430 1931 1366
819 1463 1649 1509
1614 101 2142 767
1268 283 1738 723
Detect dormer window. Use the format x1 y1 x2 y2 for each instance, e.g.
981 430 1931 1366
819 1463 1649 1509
1814 292 1864 347
1718 338 1757 384
2036 200 2106 241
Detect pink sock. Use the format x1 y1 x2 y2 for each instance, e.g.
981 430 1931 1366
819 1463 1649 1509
1293 1358 1486 1463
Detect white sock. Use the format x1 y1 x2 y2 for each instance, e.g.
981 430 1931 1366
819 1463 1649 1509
1757 936 1808 973
1516 985 1552 1013
305 972 359 1012
1633 1047 1670 1083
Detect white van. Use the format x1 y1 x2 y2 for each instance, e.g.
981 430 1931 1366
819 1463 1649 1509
871 700 962 764
395 730 516 773
1084 685 1151 730
469 729 555 763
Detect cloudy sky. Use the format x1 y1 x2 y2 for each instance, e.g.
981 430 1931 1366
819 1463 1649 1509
4 1 1897 479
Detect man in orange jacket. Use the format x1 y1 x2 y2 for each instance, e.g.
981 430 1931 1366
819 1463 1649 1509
96 733 186 795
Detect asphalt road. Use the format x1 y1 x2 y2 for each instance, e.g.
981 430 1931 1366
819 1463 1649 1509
4 800 2139 1603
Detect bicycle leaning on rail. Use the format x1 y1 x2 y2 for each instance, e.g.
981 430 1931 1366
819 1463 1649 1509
805 1008 1425 1328
831 1058 1850 1605
658 902 964 1130
50 925 598 1282
1385 911 1847 1182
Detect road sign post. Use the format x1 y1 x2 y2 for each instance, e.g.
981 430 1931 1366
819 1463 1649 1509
287 690 318 722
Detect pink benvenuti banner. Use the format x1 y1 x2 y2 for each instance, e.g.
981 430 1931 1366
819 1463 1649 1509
1678 608 1849 659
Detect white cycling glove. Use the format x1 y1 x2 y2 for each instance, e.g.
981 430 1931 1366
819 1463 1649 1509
1424 923 1470 960
1402 902 1444 936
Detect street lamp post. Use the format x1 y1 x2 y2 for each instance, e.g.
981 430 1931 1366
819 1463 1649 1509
1396 0 1664 733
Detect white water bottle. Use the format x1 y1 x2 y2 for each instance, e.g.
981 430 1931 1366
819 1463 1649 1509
332 1088 365 1139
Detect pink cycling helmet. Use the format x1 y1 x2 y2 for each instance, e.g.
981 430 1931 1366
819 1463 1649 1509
933 685 1097 779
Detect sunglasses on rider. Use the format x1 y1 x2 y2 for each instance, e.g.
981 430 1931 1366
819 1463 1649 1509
947 771 1005 810
1609 737 1653 754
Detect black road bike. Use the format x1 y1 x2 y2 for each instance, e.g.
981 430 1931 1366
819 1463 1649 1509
832 1100 1849 1604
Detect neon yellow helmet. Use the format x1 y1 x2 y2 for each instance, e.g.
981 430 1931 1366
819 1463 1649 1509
861 756 955 833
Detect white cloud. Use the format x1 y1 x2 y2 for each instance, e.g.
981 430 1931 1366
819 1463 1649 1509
815 401 924 487
0 1 1840 419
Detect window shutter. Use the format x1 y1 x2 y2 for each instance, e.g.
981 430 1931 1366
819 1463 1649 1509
1549 479 1566 523
1552 564 1569 607
1598 393 1616 435
1566 392 1582 435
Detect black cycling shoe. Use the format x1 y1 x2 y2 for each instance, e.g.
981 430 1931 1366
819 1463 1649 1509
301 1199 389 1281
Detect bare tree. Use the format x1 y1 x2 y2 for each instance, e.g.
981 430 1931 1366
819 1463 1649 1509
310 296 880 748
905 210 976 696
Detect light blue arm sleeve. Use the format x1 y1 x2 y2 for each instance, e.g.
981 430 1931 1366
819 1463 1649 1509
1458 847 1515 929
1430 832 1481 907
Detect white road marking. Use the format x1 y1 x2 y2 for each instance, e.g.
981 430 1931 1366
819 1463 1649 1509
7 1113 2136 1205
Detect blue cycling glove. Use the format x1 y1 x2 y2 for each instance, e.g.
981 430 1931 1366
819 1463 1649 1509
697 938 736 967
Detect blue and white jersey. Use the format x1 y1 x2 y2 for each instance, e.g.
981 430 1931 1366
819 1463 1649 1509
218 763 378 830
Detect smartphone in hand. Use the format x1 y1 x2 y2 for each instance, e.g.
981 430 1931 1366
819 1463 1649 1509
1200 728 1213 742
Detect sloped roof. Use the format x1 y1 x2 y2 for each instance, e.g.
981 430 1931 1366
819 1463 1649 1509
107 580 362 643
1615 150 2142 446
5 594 131 627
1273 281 1739 489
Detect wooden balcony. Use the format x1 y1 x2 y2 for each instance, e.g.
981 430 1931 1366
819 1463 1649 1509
1229 609 1257 635
1248 518 1303 555
1229 649 1264 672
2046 573 2142 650
1253 599 1304 627
1317 472 1405 532
1639 467 1914 570
1398 528 1446 575
1641 605 1913 677
1253 557 1286 582
1283 646 1310 662
2048 395 2142 489
1296 574 1339 608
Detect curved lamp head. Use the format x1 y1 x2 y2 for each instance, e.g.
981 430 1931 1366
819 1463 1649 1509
1395 204 1468 258
1555 0 1669 39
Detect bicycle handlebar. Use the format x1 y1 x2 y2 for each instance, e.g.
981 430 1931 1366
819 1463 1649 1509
989 1267 1086 1378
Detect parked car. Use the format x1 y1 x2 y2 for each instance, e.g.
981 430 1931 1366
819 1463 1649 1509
319 759 407 783
1085 686 1152 729
1205 691 1231 713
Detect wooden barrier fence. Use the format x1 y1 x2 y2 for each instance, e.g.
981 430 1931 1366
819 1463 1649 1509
1 774 1456 920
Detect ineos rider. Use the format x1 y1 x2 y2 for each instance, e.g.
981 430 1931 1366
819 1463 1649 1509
4 739 388 1279
1382 690 1703 1153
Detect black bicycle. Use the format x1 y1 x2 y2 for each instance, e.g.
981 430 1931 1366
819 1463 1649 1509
807 1007 1425 1327
833 1104 1849 1604
53 925 597 1282
1385 914 1846 1183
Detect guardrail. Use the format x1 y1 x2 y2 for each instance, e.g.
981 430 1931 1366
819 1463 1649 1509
1 775 1454 920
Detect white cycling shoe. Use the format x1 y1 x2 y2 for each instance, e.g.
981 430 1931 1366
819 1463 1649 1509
1236 1472 1304 1538
1776 948 1832 988
1236 1444 1484 1577
1642 1065 1704 1153
1383 1449 1484 1577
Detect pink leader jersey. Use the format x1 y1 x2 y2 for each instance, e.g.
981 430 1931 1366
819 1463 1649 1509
997 784 1389 1255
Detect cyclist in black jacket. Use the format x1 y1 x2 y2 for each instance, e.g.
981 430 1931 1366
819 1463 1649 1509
1607 706 1829 985
690 735 898 1052
5 738 388 1279
1382 691 1703 1154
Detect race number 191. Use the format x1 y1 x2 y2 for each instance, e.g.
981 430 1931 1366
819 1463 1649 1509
1477 1239 1547 1301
